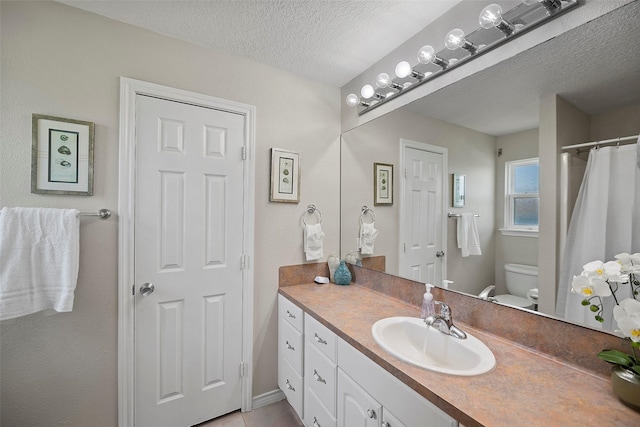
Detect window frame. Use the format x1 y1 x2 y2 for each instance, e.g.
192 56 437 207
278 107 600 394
501 157 539 237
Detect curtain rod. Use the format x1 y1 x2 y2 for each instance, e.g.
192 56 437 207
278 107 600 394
561 134 639 151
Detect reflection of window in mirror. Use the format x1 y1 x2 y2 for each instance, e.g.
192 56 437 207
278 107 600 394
501 158 539 236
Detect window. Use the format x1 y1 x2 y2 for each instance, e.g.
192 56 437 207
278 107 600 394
502 158 539 236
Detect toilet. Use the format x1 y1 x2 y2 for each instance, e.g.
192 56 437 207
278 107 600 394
494 263 538 310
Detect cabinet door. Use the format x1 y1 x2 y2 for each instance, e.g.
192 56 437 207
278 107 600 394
382 409 406 427
337 369 381 427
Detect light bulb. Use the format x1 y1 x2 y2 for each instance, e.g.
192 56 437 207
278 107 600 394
479 3 515 36
479 4 503 29
417 45 436 64
445 28 478 55
345 93 360 107
445 29 466 50
376 73 392 88
361 84 375 99
395 61 412 79
417 45 449 69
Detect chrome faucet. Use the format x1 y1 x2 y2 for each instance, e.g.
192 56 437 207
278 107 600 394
424 301 467 339
478 285 497 302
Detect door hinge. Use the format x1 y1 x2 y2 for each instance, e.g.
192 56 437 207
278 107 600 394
240 362 247 377
132 284 135 296
404 168 408 179
241 254 249 270
241 146 247 160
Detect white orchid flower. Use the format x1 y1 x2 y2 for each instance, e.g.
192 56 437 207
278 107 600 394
571 274 612 298
613 298 640 343
615 253 640 274
583 260 629 283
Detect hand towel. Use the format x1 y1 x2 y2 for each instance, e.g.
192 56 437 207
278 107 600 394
304 223 324 261
0 207 80 321
358 220 379 255
456 213 482 257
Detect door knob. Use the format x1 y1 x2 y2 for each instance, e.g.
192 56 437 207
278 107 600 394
140 283 155 296
436 251 445 258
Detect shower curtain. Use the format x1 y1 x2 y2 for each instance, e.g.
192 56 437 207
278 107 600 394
556 142 640 331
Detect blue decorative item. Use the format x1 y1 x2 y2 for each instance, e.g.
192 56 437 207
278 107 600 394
334 260 352 286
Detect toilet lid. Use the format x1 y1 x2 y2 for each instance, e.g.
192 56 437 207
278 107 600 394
494 294 534 309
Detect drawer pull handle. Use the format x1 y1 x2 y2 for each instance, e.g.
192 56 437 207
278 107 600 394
313 369 326 384
286 310 296 319
382 423 390 427
285 341 295 351
313 417 321 427
314 333 327 345
285 379 295 392
367 409 377 419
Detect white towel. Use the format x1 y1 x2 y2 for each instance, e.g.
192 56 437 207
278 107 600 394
358 220 379 255
456 213 482 257
304 223 324 261
0 207 80 321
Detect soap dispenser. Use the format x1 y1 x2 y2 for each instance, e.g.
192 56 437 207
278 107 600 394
421 284 435 319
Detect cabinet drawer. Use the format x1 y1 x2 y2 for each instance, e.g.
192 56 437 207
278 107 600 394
279 357 303 420
305 313 337 362
304 387 336 427
280 317 303 373
279 294 304 332
305 342 337 415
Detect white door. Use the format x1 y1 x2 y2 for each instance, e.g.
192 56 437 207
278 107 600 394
400 145 444 285
134 94 246 426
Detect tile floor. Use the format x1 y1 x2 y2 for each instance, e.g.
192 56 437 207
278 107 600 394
197 399 303 427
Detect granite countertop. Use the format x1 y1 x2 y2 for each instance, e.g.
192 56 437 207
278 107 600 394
279 282 640 427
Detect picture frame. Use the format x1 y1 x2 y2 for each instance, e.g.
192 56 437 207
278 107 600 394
270 148 300 203
374 162 393 206
31 114 95 196
452 173 466 208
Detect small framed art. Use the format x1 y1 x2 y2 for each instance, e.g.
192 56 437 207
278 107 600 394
31 114 95 196
374 162 393 205
270 148 300 203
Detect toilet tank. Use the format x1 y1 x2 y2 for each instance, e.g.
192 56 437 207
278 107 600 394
504 263 538 297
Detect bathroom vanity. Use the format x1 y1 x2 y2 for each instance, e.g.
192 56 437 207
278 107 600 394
278 294 456 427
278 263 640 427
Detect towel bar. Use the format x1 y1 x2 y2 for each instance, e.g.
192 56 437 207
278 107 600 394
448 213 479 218
78 208 111 219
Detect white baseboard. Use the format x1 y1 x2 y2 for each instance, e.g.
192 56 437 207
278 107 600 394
250 389 285 410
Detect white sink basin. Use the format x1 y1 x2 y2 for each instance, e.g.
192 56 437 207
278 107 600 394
371 317 496 376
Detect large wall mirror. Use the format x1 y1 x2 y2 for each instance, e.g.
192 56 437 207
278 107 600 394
340 1 640 333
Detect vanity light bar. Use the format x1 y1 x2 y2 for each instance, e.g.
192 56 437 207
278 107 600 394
346 0 579 115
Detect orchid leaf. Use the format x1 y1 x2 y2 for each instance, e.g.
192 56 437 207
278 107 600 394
632 365 640 376
598 349 635 366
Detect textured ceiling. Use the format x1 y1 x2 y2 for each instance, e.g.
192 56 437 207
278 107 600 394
57 0 462 87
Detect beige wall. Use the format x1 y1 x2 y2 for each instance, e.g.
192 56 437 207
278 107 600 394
493 128 539 294
341 107 496 296
0 2 340 426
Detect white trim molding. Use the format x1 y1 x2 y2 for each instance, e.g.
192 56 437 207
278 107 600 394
117 77 256 426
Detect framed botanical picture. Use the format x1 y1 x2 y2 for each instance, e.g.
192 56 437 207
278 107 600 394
452 173 466 208
270 148 300 203
31 114 95 195
374 162 393 205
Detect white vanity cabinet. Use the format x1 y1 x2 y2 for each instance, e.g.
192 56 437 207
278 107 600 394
278 295 458 427
278 295 304 419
